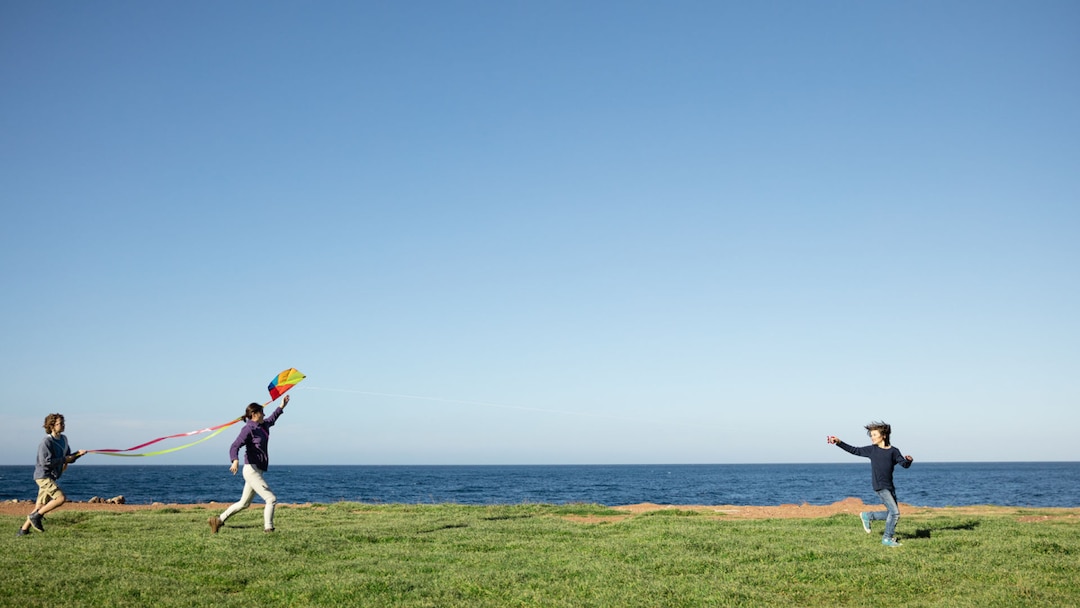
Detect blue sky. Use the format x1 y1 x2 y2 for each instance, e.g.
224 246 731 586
2 1 1077 465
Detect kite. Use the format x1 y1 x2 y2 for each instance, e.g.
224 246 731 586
87 368 305 457
268 368 306 401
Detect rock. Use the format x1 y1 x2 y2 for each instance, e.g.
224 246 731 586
106 496 125 504
88 496 104 504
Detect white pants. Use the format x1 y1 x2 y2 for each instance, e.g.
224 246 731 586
220 464 277 530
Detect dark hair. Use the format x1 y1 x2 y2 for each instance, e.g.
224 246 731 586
865 421 892 444
43 413 64 432
243 403 264 421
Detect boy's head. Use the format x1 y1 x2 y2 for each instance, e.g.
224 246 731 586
43 413 64 433
243 403 265 421
865 421 891 444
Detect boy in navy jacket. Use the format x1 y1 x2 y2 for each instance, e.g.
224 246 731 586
828 421 913 547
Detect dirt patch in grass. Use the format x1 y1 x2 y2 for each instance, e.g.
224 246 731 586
562 514 632 524
609 497 1080 522
1015 513 1080 523
3 497 1076 524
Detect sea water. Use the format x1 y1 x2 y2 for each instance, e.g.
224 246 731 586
1 462 1077 507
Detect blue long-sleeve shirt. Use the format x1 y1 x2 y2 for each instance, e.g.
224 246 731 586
836 441 911 492
229 406 284 471
33 434 72 480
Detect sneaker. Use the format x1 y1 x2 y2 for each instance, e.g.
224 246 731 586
882 537 902 547
16 528 29 537
208 516 223 534
28 513 44 532
264 527 275 533
860 512 872 534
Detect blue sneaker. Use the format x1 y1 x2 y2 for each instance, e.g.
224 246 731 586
860 512 872 533
28 513 44 532
882 537 902 547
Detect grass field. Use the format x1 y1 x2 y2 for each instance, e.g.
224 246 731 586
2 503 1077 607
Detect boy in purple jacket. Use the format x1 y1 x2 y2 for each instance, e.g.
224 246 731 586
828 421 914 547
209 394 289 533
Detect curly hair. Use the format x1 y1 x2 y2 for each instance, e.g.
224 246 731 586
865 421 892 444
43 413 64 432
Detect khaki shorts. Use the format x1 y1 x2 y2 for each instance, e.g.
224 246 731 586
35 478 65 507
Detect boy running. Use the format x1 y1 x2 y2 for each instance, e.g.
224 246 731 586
18 413 86 536
828 421 913 547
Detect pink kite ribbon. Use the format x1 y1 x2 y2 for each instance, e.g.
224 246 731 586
86 367 303 457
87 417 243 457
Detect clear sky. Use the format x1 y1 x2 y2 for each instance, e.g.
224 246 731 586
2 1 1077 466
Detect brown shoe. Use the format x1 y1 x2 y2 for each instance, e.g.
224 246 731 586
208 516 222 534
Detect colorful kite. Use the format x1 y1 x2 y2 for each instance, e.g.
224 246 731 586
268 368 306 401
87 368 305 457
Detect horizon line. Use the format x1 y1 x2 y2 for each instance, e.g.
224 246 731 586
2 460 1078 467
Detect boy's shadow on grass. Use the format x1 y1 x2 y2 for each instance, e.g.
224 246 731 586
904 520 980 540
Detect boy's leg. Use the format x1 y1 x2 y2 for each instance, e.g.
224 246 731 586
36 493 67 516
28 480 65 531
24 491 45 532
32 479 59 512
875 488 901 539
34 483 51 512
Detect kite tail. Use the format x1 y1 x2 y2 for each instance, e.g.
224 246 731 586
87 417 243 457
85 367 302 458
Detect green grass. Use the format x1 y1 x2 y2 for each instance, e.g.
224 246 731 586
2 503 1078 607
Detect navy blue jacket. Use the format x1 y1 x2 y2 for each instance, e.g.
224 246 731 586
837 441 911 492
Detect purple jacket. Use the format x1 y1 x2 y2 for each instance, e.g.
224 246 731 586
229 406 284 471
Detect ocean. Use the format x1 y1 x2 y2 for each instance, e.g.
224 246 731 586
1 462 1077 508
